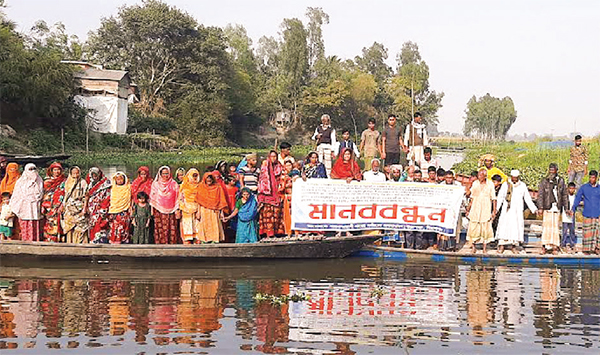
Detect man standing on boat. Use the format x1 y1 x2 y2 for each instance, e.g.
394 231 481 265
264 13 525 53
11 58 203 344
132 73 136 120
495 170 538 254
312 114 337 176
536 163 568 255
278 142 295 165
466 168 497 254
571 170 600 255
404 112 428 167
480 154 507 183
381 114 407 168
567 134 588 187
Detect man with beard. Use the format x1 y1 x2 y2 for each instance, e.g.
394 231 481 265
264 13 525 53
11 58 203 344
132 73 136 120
536 163 568 254
567 135 588 187
571 170 600 255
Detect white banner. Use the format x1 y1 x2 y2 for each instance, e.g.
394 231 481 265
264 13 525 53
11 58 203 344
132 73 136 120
291 180 464 235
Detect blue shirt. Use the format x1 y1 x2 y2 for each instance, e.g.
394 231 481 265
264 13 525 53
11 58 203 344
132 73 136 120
572 183 600 218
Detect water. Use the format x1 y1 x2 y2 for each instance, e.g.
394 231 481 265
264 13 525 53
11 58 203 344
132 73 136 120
1 259 598 354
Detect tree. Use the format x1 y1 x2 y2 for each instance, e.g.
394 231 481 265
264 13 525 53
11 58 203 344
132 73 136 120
354 42 392 86
305 7 329 74
463 93 517 140
28 20 82 60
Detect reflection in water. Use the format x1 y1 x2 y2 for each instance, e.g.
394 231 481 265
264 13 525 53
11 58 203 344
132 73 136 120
0 263 599 353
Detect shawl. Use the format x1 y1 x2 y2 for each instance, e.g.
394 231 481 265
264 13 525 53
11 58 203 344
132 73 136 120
64 167 81 194
211 169 231 208
9 163 44 220
258 159 283 205
131 166 152 203
86 167 111 198
109 172 131 214
330 148 362 181
196 172 228 211
174 167 186 184
238 188 258 222
0 162 20 194
180 168 201 202
44 162 66 191
150 166 179 214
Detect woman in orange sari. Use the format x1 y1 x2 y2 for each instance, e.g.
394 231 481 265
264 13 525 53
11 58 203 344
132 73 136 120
280 159 296 237
179 168 201 244
41 162 66 242
0 163 20 194
195 173 228 243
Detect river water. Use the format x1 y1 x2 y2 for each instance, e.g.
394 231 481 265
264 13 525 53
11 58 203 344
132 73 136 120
1 259 598 354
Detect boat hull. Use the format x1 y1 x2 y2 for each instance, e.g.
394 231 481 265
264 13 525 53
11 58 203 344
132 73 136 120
360 246 600 267
0 235 379 262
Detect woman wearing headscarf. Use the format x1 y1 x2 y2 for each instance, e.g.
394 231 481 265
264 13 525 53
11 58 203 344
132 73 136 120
195 173 228 243
0 162 20 194
41 162 66 242
86 167 112 244
179 168 202 244
0 156 7 181
301 151 327 179
330 148 362 183
150 166 180 244
212 161 232 211
174 167 186 185
131 166 152 204
280 159 296 237
9 163 44 242
258 150 285 238
107 172 132 244
223 187 259 243
60 166 89 243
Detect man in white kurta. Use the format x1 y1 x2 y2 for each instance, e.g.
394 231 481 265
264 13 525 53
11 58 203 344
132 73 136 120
495 170 538 253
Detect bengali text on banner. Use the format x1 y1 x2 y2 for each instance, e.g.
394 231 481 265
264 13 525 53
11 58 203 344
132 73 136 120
291 179 464 235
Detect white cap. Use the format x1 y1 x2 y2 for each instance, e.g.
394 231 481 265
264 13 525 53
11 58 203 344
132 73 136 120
510 169 520 177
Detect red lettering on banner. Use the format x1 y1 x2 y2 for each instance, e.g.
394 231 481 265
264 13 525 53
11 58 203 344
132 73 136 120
379 204 398 219
401 206 426 223
428 209 447 223
338 205 357 219
308 204 337 219
358 204 378 219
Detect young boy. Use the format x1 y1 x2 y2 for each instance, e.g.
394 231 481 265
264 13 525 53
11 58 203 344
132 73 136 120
562 182 577 252
337 129 360 158
360 118 381 170
132 191 152 244
0 192 14 240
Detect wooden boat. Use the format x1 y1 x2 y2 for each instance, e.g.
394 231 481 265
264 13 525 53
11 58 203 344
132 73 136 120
359 244 600 267
0 235 379 262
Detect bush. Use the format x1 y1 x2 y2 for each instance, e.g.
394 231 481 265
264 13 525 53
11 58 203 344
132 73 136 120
127 109 176 135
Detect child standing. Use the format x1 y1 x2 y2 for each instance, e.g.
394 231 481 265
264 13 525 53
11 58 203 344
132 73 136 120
132 191 152 244
0 192 14 240
562 182 577 252
224 176 239 242
336 129 360 159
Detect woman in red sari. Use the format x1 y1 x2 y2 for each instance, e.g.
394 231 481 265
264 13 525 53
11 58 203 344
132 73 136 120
258 150 285 238
86 167 112 244
150 166 180 244
131 166 152 204
330 148 362 183
41 162 66 242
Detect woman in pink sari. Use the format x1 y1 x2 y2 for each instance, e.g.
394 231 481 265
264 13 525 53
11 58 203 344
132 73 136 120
9 164 44 241
258 150 285 238
150 166 180 244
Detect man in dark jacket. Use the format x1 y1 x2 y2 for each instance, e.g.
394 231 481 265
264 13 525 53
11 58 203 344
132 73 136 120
536 163 569 254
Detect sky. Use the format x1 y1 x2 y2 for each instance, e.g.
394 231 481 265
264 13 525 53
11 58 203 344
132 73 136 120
4 0 600 136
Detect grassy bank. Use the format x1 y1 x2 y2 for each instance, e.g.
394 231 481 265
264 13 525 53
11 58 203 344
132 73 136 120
452 139 600 188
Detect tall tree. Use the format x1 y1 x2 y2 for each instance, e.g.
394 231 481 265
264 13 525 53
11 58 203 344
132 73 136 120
305 7 329 73
354 42 392 86
463 93 517 140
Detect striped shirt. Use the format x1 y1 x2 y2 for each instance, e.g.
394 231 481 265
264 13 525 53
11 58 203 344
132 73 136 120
240 166 260 193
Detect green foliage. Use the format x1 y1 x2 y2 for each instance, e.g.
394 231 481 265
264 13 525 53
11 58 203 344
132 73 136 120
463 94 517 140
127 108 176 135
254 292 311 306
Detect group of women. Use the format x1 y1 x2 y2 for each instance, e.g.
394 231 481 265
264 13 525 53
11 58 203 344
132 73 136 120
0 147 374 244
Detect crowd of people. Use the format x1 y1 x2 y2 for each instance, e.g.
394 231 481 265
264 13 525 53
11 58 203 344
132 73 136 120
0 115 598 255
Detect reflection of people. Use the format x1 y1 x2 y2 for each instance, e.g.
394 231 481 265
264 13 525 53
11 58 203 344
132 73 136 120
466 267 493 339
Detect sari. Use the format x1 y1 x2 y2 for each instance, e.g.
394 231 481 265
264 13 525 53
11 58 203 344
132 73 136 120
330 148 362 181
86 167 112 244
174 167 186 185
131 166 152 204
0 162 20 194
301 152 328 179
280 174 293 236
211 170 231 212
61 167 89 243
150 166 179 244
108 172 132 244
236 189 259 243
258 159 284 237
179 169 201 243
9 164 43 241
42 162 66 242
196 172 228 243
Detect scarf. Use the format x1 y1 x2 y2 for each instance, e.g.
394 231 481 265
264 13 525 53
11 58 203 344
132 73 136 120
86 167 111 198
258 159 283 205
9 163 44 219
238 188 258 222
180 168 201 202
174 167 186 184
196 172 228 211
0 162 20 194
150 166 179 214
109 172 131 214
44 162 66 191
131 166 152 203
330 148 362 180
411 120 426 130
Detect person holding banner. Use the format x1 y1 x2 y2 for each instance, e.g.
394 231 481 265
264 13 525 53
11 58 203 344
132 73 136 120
330 148 362 183
466 168 497 253
301 151 328 179
258 150 285 238
362 159 387 182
